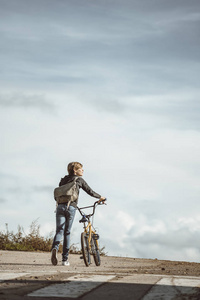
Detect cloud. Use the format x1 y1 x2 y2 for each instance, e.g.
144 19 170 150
0 171 54 204
0 0 200 262
74 90 200 131
0 198 6 204
32 185 54 193
127 93 200 130
124 216 200 262
83 97 128 114
1 0 199 74
0 92 55 111
100 210 200 261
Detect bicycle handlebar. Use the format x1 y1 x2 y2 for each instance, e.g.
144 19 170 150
77 198 107 219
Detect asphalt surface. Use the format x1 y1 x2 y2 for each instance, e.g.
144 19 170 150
1 250 200 299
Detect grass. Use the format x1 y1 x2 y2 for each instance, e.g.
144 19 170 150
0 220 106 255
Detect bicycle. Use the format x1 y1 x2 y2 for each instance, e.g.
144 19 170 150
77 199 106 267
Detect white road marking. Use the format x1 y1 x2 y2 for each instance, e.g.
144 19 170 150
28 274 115 298
142 277 200 300
0 273 30 282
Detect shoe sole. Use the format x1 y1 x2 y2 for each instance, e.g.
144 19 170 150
51 249 58 266
62 263 70 266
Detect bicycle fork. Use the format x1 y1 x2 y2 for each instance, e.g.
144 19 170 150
83 222 92 251
83 222 99 253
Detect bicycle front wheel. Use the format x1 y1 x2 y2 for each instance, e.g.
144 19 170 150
92 236 101 266
81 232 91 267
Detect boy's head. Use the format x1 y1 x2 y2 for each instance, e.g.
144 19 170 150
68 162 83 176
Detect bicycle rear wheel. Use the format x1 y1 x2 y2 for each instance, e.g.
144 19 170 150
92 236 101 266
81 232 91 267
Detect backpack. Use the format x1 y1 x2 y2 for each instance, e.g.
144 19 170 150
54 177 79 206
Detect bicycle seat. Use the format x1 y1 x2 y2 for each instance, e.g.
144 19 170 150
79 215 87 223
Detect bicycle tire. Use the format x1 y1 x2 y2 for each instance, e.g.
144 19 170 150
92 236 101 266
81 232 90 267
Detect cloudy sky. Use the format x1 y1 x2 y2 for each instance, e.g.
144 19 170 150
1 0 200 262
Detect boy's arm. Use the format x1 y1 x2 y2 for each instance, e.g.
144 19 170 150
79 178 101 198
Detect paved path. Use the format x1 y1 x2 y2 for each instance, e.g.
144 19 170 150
1 271 200 299
0 251 200 299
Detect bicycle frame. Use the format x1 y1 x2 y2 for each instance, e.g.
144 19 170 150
77 201 100 250
77 200 106 266
82 220 97 250
77 199 106 250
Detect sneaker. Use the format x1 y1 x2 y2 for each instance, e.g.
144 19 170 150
62 260 70 266
51 248 58 266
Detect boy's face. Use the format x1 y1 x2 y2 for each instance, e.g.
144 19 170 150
74 167 84 176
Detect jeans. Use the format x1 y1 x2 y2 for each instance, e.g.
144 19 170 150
52 204 76 261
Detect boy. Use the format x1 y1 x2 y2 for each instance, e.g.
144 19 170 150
51 162 106 266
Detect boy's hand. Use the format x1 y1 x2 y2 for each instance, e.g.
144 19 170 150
98 197 106 204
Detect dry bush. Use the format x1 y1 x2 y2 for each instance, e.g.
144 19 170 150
0 220 106 255
0 220 54 252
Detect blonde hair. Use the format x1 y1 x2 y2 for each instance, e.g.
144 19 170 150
67 162 83 175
